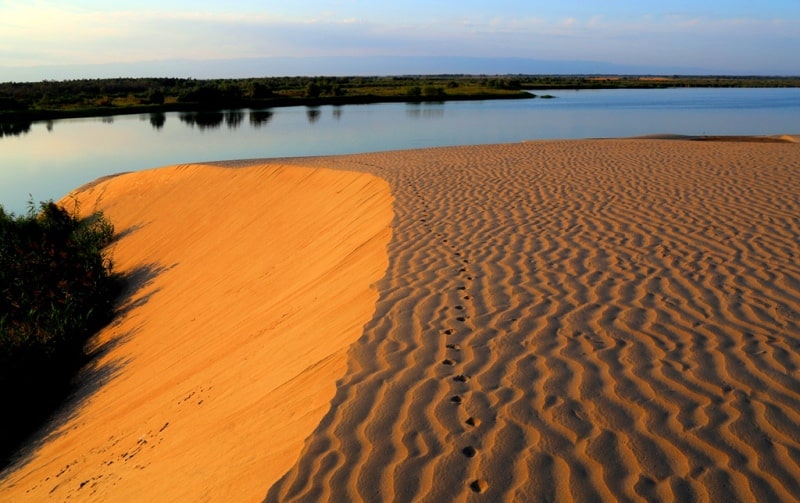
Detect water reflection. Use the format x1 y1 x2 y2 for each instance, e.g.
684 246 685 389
0 103 454 141
0 121 31 137
250 110 273 127
406 104 445 119
179 111 224 129
149 113 166 130
225 110 245 129
306 107 321 124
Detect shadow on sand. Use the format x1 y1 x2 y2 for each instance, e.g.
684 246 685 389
0 260 171 475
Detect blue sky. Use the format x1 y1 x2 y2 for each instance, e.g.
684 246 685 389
1 0 799 76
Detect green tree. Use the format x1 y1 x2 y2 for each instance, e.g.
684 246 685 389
146 87 165 105
422 86 445 98
305 81 322 98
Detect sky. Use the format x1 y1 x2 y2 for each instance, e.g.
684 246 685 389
1 0 799 78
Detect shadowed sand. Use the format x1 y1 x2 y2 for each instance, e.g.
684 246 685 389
3 138 800 502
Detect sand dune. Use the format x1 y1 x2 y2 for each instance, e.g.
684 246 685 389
2 138 800 502
0 164 393 501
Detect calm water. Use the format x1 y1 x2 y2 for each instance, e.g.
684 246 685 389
1 87 799 214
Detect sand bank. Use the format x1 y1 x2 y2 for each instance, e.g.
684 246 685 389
3 138 800 502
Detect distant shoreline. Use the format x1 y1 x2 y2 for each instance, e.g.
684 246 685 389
2 74 798 124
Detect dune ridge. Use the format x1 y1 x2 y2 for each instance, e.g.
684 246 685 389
253 139 800 502
0 164 393 501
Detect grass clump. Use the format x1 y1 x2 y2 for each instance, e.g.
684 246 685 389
0 200 120 465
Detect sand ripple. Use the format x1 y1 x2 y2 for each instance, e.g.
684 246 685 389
263 139 800 502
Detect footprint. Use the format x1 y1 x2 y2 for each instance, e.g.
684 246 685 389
456 317 466 322
446 343 461 350
443 329 454 335
543 395 559 408
450 395 463 404
442 359 456 365
462 446 477 458
453 374 470 382
465 417 481 427
470 479 489 493
454 305 464 310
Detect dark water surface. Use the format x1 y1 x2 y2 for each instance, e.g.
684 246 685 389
1 87 799 214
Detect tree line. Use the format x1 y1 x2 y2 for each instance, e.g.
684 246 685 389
1 75 798 122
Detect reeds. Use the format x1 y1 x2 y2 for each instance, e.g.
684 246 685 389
0 200 119 464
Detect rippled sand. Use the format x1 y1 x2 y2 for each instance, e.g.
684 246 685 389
262 138 800 502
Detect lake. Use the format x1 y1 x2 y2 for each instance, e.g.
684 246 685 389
1 87 799 214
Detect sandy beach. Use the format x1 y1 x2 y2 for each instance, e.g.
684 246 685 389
2 137 800 501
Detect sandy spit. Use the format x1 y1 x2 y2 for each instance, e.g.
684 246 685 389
2 138 800 502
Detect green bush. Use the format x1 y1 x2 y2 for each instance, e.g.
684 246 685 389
422 86 446 98
0 201 120 465
406 85 422 97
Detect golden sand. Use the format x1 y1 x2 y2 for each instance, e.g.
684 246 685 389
2 138 800 502
0 164 392 501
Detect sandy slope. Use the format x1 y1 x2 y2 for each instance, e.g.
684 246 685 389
2 138 800 502
0 164 393 501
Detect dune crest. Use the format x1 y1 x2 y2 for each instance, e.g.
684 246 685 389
0 164 393 501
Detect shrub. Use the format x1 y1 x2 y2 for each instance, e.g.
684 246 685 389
304 81 322 98
422 86 446 98
146 87 165 105
0 201 120 465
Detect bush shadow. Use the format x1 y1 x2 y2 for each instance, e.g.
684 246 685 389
0 261 170 475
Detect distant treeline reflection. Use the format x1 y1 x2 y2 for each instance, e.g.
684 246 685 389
2 103 452 137
174 108 340 130
1 121 31 137
0 109 281 136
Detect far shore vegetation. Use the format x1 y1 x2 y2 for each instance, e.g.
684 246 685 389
0 201 120 467
1 74 799 124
